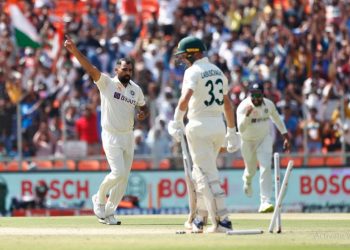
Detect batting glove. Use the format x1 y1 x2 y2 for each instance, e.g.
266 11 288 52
168 120 184 142
225 127 241 153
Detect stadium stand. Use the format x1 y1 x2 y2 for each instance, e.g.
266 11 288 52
280 156 303 168
0 162 6 171
306 157 326 167
325 156 344 167
99 160 110 171
32 160 54 170
5 161 30 171
231 159 245 169
159 158 171 170
53 160 76 170
77 160 101 171
131 160 150 170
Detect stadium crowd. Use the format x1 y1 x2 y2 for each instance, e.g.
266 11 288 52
0 0 350 167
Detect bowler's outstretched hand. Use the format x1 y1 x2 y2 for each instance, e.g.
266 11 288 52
64 35 76 53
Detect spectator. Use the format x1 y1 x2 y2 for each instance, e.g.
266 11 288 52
33 121 56 156
157 0 179 37
134 129 151 156
303 78 323 120
0 97 14 154
263 80 281 104
322 120 341 153
21 90 43 143
156 87 174 124
300 107 323 154
146 117 171 169
229 85 242 108
321 80 342 121
1 0 350 163
64 104 79 139
275 105 299 152
145 82 159 129
280 83 303 116
342 120 350 164
0 142 6 159
75 104 100 155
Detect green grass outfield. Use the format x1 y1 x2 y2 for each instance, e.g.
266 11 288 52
0 213 349 250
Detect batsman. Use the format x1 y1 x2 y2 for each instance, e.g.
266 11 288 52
168 36 240 233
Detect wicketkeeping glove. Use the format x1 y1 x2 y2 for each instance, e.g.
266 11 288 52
168 120 184 142
225 127 241 153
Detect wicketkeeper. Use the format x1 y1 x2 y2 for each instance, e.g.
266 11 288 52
236 83 290 213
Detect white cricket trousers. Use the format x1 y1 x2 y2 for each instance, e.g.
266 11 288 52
97 129 134 216
241 135 273 204
185 116 228 223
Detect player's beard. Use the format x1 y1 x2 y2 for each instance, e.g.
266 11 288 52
119 75 131 84
252 99 263 106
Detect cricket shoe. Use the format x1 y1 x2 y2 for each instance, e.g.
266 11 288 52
184 219 192 230
92 194 105 219
205 218 232 233
258 202 274 213
98 215 121 225
184 216 207 230
243 180 253 197
191 218 204 233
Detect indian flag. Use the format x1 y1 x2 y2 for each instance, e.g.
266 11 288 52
9 5 42 48
49 26 63 60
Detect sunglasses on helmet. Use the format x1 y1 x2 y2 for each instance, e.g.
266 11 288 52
251 93 263 98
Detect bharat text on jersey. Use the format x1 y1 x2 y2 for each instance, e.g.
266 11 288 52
113 92 137 106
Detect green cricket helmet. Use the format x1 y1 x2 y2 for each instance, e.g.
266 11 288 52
174 36 207 55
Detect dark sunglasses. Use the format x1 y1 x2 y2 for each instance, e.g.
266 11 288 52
251 93 263 98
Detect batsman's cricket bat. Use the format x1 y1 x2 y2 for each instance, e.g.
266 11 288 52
180 134 197 224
